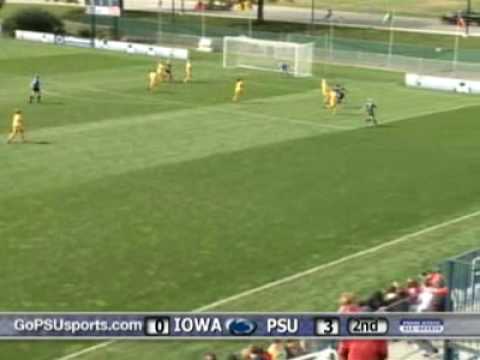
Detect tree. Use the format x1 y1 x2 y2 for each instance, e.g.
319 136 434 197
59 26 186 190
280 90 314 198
2 8 65 36
257 0 264 22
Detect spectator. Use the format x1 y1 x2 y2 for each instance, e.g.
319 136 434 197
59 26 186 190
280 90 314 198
241 345 255 360
338 340 388 360
406 278 421 304
387 286 411 312
249 345 272 360
383 282 400 305
361 291 386 311
268 340 287 360
416 283 434 312
431 284 449 311
194 0 206 11
414 280 441 355
203 352 217 360
426 271 445 288
227 354 241 360
325 8 333 20
285 340 305 358
338 292 361 313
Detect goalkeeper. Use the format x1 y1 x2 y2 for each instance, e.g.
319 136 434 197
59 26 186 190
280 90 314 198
279 62 290 75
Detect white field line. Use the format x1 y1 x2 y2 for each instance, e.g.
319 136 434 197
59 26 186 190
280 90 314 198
220 107 352 130
52 207 480 360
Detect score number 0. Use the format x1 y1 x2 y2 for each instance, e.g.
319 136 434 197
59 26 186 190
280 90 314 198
315 318 340 336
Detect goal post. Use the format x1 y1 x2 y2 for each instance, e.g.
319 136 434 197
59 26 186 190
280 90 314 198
223 36 314 77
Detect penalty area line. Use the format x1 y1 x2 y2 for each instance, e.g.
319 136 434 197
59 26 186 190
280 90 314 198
52 208 480 360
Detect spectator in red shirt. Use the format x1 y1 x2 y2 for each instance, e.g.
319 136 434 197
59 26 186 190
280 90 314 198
248 346 272 360
338 292 361 313
338 340 388 360
423 271 445 288
431 272 445 287
431 285 449 311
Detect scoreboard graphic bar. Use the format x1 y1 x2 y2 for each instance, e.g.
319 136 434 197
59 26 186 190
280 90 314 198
0 313 479 339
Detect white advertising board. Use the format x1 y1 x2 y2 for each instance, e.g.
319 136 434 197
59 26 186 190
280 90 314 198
16 30 54 43
15 30 189 60
406 73 480 94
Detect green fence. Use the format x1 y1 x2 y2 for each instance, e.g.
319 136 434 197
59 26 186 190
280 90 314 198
69 13 480 63
441 249 480 360
64 13 480 78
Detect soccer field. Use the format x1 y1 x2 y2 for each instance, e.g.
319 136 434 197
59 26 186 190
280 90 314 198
2 38 480 360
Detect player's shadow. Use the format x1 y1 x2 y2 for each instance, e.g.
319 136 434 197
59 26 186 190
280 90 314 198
44 101 64 106
28 140 52 145
367 124 392 129
29 101 64 106
183 80 208 85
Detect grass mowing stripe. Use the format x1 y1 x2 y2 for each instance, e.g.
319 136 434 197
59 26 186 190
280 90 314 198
51 206 480 360
26 96 476 139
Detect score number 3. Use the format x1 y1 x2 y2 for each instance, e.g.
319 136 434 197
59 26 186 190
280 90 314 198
315 318 340 336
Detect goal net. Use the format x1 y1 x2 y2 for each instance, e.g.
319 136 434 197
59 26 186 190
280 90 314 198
223 36 314 77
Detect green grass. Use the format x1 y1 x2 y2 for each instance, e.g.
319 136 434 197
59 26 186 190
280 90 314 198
2 38 480 359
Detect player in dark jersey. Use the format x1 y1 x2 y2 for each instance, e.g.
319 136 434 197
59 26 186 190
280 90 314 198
165 60 173 82
29 75 42 104
279 62 290 75
365 99 378 126
334 84 346 104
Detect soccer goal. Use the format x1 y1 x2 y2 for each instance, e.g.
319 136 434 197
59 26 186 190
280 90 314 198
223 36 314 77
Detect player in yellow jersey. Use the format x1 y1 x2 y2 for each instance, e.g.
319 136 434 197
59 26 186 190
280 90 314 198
148 69 159 92
232 79 245 102
321 79 330 107
156 61 166 82
327 89 338 114
184 60 193 83
7 109 26 144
